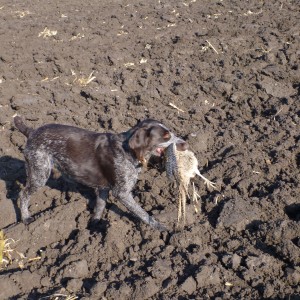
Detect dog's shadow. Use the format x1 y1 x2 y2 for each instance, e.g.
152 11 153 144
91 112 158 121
0 156 25 222
0 155 166 232
0 155 96 229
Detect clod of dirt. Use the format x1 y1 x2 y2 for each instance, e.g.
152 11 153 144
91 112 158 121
213 80 233 96
157 204 197 228
246 255 273 272
10 94 48 112
196 265 221 288
232 253 242 270
260 76 295 98
150 259 172 281
103 220 134 262
105 282 131 299
217 198 260 231
277 241 300 265
260 220 300 245
286 268 300 285
10 270 42 294
0 276 21 299
62 259 89 279
40 276 52 288
169 230 202 249
89 281 108 297
132 277 160 300
180 276 197 295
66 278 83 292
222 253 241 270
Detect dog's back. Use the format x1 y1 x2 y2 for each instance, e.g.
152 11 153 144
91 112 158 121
14 117 121 190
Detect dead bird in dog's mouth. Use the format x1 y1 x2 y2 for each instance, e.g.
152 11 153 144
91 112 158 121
164 143 216 226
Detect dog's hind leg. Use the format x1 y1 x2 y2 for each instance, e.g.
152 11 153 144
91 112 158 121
91 188 109 223
20 151 52 224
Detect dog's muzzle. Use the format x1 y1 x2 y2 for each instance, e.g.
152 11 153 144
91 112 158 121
154 133 188 156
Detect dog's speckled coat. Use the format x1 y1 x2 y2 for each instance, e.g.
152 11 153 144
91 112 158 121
14 116 187 230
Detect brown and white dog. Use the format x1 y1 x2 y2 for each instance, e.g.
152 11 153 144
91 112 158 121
14 116 187 230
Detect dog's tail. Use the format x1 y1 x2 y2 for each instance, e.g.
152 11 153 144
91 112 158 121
14 116 33 138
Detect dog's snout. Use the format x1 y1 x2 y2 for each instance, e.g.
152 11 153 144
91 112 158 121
163 134 188 151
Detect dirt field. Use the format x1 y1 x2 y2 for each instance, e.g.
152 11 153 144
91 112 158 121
0 0 299 299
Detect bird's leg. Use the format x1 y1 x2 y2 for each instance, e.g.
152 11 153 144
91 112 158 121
192 182 201 213
195 169 217 190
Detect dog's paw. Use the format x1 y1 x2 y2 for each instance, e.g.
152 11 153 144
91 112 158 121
156 223 169 232
150 218 168 231
23 217 34 225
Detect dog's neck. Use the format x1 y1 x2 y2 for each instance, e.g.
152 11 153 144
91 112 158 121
119 133 144 169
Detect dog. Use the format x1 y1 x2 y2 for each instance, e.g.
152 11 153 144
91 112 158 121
14 116 188 231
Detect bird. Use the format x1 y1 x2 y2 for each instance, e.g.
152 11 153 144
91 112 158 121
165 143 216 225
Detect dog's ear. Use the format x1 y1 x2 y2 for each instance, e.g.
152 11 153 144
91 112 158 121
128 127 148 149
128 128 149 165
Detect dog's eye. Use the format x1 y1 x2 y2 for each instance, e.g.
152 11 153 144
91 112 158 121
163 131 171 139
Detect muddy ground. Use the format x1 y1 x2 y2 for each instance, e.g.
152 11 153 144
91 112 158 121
0 0 299 299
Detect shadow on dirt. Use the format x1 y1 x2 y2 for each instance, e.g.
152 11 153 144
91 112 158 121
285 203 300 221
0 156 25 222
0 155 157 233
0 155 98 227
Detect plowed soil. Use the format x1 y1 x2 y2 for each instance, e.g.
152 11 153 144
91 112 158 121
0 0 299 299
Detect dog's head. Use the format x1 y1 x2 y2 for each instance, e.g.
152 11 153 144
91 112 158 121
128 119 188 166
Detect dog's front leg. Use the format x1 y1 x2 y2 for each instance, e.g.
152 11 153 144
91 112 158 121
113 189 167 231
20 187 34 225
